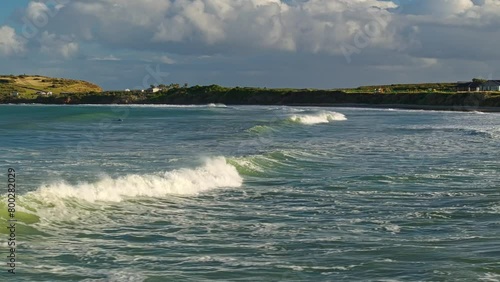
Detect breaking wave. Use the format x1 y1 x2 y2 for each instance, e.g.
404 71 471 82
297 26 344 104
288 111 347 125
24 157 242 204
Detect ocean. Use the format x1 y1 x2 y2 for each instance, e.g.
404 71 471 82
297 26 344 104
1 104 499 281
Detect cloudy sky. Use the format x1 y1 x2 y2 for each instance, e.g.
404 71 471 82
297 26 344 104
0 0 499 90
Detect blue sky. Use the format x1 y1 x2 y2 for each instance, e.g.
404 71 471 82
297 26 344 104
0 1 29 24
0 0 499 90
0 2 20 16
0 5 13 21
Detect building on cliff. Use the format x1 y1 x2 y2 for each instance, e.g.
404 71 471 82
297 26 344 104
480 80 500 92
457 81 481 92
457 80 500 92
146 87 160 93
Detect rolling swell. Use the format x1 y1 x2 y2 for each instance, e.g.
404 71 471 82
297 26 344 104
246 125 275 134
230 149 326 178
399 125 498 139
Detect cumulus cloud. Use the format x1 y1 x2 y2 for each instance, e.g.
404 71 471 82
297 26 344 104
39 32 79 59
386 0 500 63
14 0 500 57
30 0 500 62
29 0 402 55
0 26 26 56
2 0 500 89
25 1 52 22
399 0 500 26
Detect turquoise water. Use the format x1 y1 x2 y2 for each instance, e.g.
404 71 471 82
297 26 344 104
1 104 500 281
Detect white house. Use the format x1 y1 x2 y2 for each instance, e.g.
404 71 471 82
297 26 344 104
125 89 131 92
480 80 500 91
37 91 53 96
11 92 19 97
146 87 160 93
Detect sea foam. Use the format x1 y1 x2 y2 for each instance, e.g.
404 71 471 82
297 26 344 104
207 103 227 108
29 157 242 203
289 111 347 125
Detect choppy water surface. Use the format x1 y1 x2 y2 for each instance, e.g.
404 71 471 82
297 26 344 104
1 104 499 281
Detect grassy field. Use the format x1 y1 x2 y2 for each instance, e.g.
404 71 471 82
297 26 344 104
342 82 458 93
0 75 102 98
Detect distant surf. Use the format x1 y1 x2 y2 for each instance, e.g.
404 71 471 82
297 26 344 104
288 111 347 125
207 103 227 108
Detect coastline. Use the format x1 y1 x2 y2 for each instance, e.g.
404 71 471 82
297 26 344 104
2 102 500 113
2 88 500 112
285 103 500 112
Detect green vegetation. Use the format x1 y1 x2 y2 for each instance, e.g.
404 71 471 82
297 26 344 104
2 77 500 110
472 78 488 84
347 82 457 93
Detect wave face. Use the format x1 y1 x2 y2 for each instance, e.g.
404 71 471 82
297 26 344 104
289 111 347 125
246 125 275 134
27 157 242 203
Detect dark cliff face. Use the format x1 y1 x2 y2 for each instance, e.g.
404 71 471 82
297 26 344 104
147 90 498 108
2 88 500 109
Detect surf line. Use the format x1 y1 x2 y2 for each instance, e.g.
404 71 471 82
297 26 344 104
6 168 16 275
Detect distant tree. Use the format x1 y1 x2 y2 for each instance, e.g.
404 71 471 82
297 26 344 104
472 78 487 83
150 84 156 89
183 83 188 88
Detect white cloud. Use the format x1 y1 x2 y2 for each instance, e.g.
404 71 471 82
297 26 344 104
0 26 26 56
25 0 500 57
399 0 500 26
159 55 176 64
372 57 439 71
26 1 51 23
88 55 121 61
35 0 401 54
39 31 79 59
14 0 500 58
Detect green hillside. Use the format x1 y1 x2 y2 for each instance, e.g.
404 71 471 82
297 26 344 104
345 82 458 93
0 75 102 98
